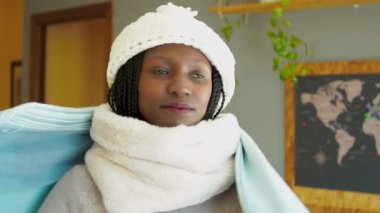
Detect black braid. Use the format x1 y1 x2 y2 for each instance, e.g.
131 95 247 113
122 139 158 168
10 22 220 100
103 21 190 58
203 66 225 120
108 55 225 120
108 51 144 118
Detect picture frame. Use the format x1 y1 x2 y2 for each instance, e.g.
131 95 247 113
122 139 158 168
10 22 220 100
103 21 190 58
285 61 380 212
10 60 23 107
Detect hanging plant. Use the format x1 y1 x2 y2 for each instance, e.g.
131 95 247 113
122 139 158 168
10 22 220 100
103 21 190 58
215 0 243 41
267 0 314 83
214 0 314 83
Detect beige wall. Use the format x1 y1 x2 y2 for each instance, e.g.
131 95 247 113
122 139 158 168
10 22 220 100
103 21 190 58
0 0 24 110
45 18 107 107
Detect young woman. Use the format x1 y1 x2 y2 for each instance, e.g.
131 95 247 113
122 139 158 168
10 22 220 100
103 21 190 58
39 3 308 213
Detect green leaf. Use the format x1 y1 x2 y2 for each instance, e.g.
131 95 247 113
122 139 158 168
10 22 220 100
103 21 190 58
235 79 240 86
267 31 277 39
281 0 290 7
292 76 298 83
291 63 298 73
272 7 283 19
223 31 232 41
221 24 232 31
273 57 281 71
278 30 286 39
274 42 284 52
220 24 233 41
282 20 291 27
236 20 241 29
270 18 278 27
300 68 309 76
280 66 290 80
281 35 289 44
291 35 302 42
280 51 288 57
286 51 298 60
290 35 303 48
275 39 289 54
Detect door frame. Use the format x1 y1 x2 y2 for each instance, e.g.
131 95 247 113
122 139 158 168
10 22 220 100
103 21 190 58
30 2 112 102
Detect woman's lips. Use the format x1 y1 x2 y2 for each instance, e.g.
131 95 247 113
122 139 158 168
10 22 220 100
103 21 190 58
160 103 195 115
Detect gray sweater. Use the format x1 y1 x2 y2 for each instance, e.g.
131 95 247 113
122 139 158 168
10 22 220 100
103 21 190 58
39 165 242 213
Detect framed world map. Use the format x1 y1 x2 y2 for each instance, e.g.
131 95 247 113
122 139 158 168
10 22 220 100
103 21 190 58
285 61 380 212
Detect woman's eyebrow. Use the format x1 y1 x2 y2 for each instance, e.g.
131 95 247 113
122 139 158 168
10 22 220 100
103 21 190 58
144 55 211 69
144 55 169 61
146 54 207 63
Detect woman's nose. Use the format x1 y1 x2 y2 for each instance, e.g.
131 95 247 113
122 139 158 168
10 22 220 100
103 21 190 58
167 75 192 97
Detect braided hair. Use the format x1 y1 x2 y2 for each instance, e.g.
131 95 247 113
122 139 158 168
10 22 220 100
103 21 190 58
203 67 225 120
108 51 225 121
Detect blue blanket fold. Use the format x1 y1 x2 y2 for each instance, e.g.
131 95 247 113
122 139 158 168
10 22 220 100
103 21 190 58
0 103 95 213
236 129 309 212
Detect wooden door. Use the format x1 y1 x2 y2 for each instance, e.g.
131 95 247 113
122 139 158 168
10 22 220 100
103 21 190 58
30 3 111 107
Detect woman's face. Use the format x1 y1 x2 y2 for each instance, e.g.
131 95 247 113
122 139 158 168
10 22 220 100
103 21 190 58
138 44 212 127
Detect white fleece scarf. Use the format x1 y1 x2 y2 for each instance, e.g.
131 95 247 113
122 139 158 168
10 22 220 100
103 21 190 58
85 104 240 213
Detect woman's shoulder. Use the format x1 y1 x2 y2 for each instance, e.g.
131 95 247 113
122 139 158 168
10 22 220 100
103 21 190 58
39 165 105 212
60 165 104 205
51 164 94 191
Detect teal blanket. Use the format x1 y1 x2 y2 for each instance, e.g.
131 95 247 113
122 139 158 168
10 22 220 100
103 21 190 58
0 103 94 212
0 103 308 213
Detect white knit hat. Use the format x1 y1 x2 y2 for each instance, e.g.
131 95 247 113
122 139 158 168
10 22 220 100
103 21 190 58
107 2 235 110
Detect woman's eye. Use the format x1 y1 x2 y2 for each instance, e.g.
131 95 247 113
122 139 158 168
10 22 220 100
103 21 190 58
191 72 206 79
152 68 169 75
